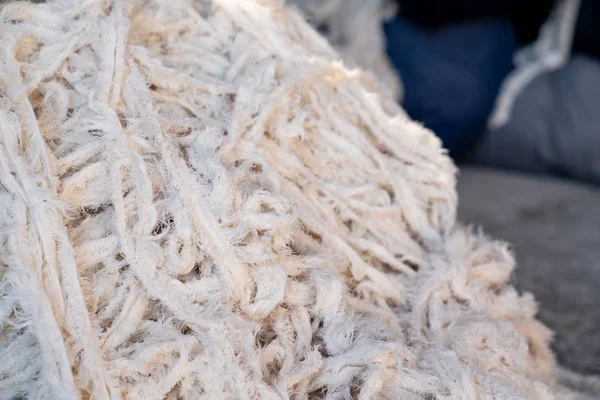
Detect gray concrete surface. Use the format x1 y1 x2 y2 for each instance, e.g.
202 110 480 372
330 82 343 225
457 166 600 375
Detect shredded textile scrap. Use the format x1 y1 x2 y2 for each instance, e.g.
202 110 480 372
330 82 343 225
0 0 579 398
288 0 403 100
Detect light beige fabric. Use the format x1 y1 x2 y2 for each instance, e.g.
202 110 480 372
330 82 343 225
290 0 403 100
0 0 569 398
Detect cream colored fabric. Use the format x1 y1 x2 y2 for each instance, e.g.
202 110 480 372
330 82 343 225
0 0 571 398
289 0 403 100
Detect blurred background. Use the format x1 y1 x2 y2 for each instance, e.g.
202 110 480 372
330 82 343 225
293 0 600 380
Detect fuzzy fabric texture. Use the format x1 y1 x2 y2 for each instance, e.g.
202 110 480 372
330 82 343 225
0 0 582 399
289 0 403 100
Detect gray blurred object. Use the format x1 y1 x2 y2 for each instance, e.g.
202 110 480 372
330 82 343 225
469 55 600 185
457 166 600 375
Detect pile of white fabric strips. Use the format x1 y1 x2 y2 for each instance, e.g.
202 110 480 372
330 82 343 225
0 0 592 398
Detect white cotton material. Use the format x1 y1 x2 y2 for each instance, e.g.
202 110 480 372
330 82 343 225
288 0 403 100
0 0 585 399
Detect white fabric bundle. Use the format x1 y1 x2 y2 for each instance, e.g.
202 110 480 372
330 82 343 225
0 0 571 398
289 0 403 100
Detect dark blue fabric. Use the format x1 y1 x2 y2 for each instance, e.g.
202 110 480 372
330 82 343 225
395 0 553 44
384 17 516 157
